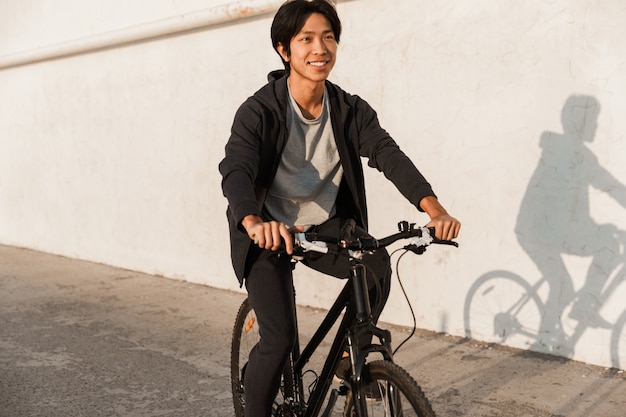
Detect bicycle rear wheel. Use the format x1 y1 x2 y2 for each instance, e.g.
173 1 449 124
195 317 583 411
231 298 259 417
343 360 435 417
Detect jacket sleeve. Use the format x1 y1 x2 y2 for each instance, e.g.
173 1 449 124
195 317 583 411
353 97 436 211
219 99 263 226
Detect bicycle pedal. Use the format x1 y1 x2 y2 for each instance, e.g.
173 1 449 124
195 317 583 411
337 384 349 395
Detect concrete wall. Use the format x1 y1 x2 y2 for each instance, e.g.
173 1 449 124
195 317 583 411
2 0 626 369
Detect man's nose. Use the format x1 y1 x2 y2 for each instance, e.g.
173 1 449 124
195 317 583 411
313 37 328 54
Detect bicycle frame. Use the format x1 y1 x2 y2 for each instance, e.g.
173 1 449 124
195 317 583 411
282 257 394 417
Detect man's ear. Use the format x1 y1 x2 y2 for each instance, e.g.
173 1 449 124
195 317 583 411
277 43 290 63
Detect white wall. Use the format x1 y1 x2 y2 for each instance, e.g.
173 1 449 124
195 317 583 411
2 0 626 369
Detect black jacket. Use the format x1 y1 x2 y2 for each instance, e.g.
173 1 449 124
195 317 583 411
219 71 435 283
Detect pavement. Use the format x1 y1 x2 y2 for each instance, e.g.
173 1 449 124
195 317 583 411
1 244 626 417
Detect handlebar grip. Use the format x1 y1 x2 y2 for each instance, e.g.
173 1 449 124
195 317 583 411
425 226 459 247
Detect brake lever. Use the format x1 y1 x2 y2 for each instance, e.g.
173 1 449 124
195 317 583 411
433 239 459 247
404 244 427 255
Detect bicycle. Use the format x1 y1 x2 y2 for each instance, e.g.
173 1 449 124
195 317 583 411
230 219 458 416
463 227 626 369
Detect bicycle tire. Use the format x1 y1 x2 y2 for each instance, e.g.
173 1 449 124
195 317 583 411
343 360 435 417
231 298 259 417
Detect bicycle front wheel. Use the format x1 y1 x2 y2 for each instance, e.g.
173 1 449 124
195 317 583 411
343 360 435 417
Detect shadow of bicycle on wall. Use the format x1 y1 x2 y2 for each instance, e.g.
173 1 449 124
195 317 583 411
464 95 626 369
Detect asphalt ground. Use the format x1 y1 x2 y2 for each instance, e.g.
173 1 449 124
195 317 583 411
2 244 626 416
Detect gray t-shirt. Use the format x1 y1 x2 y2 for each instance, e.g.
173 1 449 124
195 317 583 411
263 85 343 228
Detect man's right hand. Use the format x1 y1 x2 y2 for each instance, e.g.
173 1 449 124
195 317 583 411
241 214 302 255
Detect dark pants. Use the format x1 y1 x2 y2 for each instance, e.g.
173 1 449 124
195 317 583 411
243 219 391 417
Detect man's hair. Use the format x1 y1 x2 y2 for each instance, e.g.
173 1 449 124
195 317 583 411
271 0 342 71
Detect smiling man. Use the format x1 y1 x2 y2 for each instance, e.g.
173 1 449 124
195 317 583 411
219 1 460 415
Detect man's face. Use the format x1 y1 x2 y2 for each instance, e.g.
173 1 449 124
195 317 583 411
278 13 337 85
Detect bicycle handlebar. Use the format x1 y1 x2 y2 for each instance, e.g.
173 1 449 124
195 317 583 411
293 220 458 257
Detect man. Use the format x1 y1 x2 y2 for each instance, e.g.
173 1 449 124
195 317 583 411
219 1 460 415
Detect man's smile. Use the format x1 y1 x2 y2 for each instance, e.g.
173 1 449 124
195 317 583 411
308 60 330 68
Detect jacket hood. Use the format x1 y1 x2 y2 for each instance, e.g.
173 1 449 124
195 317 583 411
268 69 287 82
244 70 289 120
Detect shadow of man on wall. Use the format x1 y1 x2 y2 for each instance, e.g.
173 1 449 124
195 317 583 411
515 95 626 357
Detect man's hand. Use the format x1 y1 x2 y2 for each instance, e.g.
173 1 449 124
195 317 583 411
419 196 461 241
241 214 303 254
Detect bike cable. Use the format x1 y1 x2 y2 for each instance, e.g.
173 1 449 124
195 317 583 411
390 248 418 356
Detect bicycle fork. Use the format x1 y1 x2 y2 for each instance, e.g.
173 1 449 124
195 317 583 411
347 260 394 416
